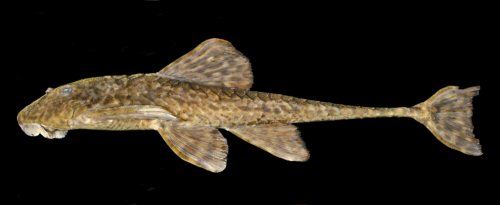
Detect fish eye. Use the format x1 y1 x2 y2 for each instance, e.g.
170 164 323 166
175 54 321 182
61 87 73 96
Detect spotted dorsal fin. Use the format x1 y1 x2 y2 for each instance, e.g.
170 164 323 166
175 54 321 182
158 38 253 90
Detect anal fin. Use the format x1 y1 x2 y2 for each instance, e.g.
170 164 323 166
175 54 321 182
158 122 228 173
226 124 309 161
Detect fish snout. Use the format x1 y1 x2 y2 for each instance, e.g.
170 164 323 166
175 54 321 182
19 123 67 139
19 123 43 137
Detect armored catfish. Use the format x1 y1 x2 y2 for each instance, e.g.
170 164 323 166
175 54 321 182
17 38 481 172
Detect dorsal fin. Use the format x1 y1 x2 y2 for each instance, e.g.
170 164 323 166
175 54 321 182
158 38 253 90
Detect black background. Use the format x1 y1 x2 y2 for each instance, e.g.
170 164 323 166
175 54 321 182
5 2 495 204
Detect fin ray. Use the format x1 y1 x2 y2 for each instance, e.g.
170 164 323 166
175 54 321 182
82 105 176 121
158 123 228 172
158 38 253 90
415 86 482 156
227 124 309 161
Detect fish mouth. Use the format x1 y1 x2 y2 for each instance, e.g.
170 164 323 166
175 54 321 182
19 123 68 139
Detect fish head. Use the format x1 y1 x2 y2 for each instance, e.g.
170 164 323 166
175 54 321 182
17 78 104 139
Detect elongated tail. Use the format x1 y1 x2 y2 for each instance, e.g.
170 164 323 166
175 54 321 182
414 86 481 156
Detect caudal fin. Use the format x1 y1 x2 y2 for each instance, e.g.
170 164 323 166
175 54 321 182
414 86 482 156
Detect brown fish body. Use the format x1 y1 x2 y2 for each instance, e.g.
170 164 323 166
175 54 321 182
17 38 482 172
66 74 419 129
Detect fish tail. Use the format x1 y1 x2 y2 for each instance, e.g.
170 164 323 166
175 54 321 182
413 86 482 156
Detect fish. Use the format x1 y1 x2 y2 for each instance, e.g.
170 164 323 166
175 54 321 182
17 38 482 172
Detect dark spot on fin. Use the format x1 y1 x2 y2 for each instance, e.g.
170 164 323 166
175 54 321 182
158 122 228 173
415 86 482 156
226 124 309 161
157 38 253 90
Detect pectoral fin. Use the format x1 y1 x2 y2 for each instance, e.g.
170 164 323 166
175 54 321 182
83 105 176 121
158 123 228 173
157 38 253 90
226 124 309 161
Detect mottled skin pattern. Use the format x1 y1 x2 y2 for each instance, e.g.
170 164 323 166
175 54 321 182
128 74 418 126
17 38 482 172
19 74 419 130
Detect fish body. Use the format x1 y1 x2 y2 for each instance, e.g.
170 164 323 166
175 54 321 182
17 39 482 172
